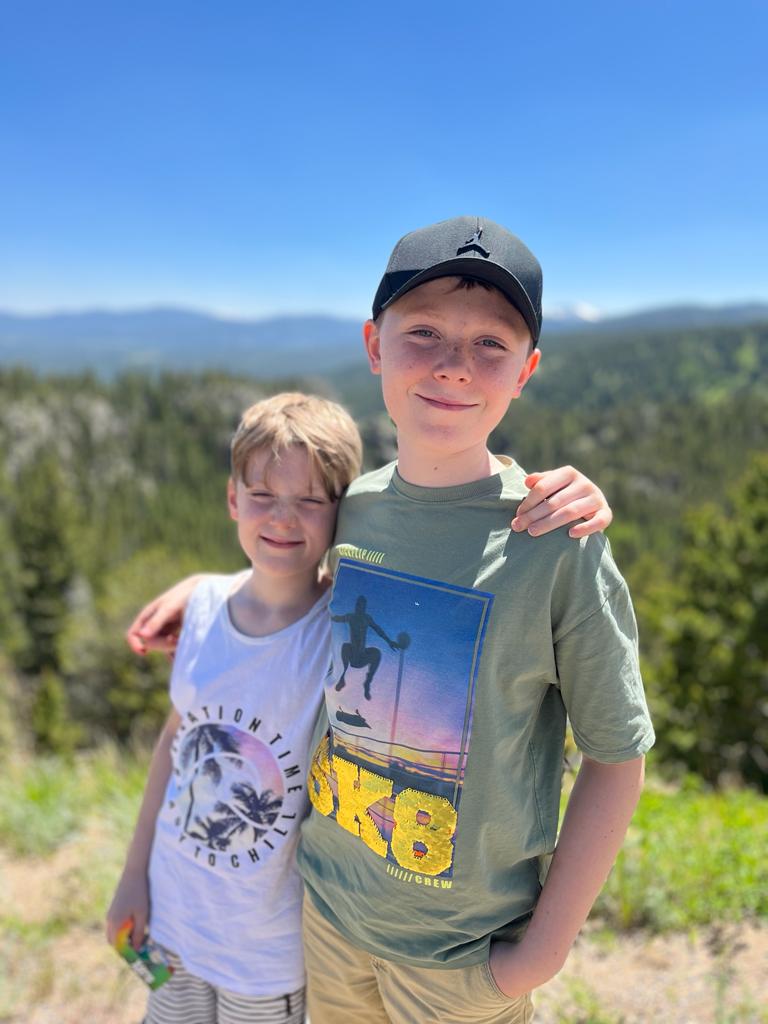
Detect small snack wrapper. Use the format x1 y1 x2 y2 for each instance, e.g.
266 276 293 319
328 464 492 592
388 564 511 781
114 919 174 990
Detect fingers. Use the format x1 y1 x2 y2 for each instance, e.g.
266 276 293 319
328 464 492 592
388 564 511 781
515 467 575 518
514 479 596 532
125 632 147 656
106 914 145 952
131 909 148 951
523 496 607 536
125 626 180 656
125 575 202 656
125 606 182 656
106 906 148 950
125 598 164 655
568 507 613 538
512 467 611 537
147 628 181 655
106 911 130 948
520 470 546 490
139 606 183 647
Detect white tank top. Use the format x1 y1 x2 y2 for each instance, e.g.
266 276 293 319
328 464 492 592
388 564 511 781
149 573 331 996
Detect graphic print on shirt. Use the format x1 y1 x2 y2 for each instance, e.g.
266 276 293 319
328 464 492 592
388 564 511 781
309 558 493 879
161 704 305 876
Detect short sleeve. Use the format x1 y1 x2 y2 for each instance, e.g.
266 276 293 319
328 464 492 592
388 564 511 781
553 540 655 763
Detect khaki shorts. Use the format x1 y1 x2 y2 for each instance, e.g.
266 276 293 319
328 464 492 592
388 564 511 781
302 893 533 1024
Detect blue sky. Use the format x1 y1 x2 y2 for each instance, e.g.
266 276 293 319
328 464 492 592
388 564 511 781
1 1 766 319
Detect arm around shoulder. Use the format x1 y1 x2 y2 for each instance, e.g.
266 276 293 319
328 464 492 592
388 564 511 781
126 574 206 656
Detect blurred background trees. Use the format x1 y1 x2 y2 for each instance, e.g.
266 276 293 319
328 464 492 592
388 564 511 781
637 454 768 789
0 320 766 789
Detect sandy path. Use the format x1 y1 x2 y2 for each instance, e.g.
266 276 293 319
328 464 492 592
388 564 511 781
535 923 768 1023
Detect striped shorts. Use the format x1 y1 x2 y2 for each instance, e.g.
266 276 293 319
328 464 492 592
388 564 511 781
144 950 305 1024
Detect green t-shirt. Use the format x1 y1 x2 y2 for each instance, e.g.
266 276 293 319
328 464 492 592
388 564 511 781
297 458 654 969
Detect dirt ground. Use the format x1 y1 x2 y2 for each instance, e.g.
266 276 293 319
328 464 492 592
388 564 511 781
3 847 766 1023
4 923 766 1024
535 922 768 1023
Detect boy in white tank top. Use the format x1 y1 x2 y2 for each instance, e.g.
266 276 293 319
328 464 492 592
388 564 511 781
106 392 363 1023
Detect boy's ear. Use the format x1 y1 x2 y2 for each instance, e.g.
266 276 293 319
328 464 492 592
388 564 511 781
227 477 239 520
513 347 541 398
363 320 382 375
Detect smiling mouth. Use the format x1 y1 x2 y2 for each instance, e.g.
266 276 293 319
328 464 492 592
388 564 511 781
416 394 477 411
261 536 303 548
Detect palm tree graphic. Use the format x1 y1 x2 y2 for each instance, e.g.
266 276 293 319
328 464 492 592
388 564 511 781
187 810 239 849
229 782 283 840
187 786 283 848
180 724 243 839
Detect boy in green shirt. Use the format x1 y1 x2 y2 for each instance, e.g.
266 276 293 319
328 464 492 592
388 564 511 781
297 217 653 1023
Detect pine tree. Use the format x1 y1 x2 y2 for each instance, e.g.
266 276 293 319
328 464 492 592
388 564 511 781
640 454 768 789
9 450 81 750
11 451 78 676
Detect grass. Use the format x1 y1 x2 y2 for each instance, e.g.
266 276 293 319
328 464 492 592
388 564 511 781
704 925 768 1024
0 744 148 858
549 972 768 1024
1 748 767 933
593 776 768 930
0 747 766 1022
0 746 151 1021
553 979 627 1024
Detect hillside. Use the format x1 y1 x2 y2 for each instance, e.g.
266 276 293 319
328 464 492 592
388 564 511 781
0 317 766 790
0 310 363 376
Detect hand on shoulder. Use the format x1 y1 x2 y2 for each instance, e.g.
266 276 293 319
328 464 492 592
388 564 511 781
511 466 612 538
125 573 206 657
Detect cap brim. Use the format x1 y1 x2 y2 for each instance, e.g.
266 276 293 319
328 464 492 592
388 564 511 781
378 257 540 343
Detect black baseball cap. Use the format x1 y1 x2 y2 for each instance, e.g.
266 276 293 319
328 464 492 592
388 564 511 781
372 216 543 345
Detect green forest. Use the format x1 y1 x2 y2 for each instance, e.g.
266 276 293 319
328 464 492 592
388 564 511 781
1 319 766 790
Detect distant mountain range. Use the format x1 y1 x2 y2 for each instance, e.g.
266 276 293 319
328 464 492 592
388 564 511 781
543 302 768 336
1 302 766 376
0 309 363 376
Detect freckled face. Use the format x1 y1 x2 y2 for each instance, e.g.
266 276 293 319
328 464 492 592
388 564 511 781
227 446 338 580
364 278 540 464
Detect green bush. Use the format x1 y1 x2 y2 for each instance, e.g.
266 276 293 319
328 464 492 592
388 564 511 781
595 778 768 930
0 746 148 857
3 748 767 935
637 455 768 791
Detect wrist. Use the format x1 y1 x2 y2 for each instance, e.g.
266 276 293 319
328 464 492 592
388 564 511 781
520 931 570 982
492 935 568 995
122 854 150 877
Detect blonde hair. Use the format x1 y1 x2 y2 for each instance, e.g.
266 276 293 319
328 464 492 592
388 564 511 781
230 392 363 499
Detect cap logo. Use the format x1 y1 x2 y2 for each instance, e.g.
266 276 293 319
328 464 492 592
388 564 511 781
455 228 490 259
